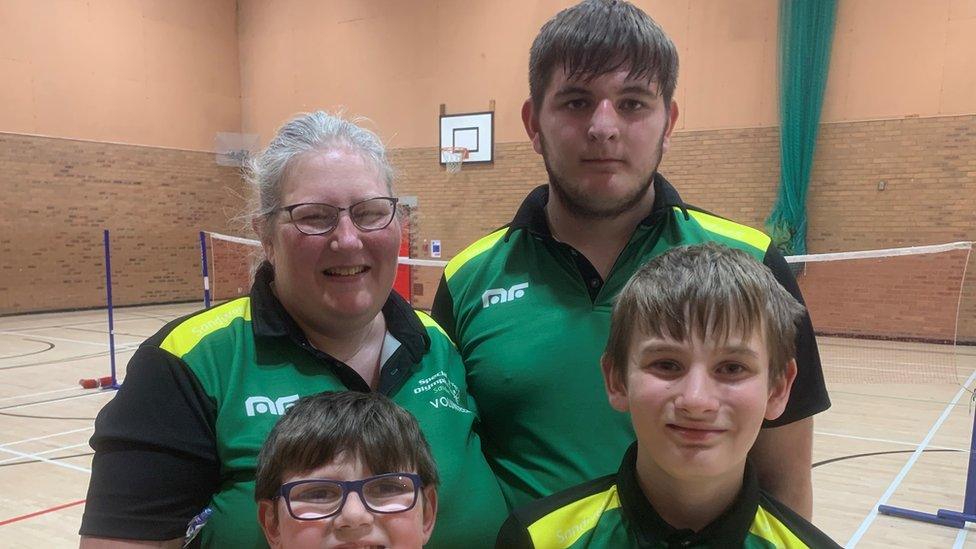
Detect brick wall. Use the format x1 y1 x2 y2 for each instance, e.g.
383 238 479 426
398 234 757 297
5 114 974 343
666 116 976 343
795 250 970 343
394 115 976 341
0 132 247 314
208 235 260 301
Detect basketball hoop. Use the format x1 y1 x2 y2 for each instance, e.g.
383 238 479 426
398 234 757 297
441 147 469 174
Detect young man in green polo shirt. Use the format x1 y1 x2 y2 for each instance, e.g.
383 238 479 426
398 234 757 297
496 243 840 548
432 0 828 518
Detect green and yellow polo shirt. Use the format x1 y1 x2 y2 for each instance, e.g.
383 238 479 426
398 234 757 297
431 175 830 509
82 263 507 548
496 443 841 548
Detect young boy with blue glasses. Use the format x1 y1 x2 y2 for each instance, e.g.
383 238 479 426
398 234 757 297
255 391 438 549
497 243 839 548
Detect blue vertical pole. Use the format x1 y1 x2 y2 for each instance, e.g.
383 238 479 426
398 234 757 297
103 229 119 389
199 231 212 309
931 411 976 524
963 411 976 515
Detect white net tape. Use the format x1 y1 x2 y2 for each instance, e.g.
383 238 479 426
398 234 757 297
785 241 971 263
204 232 972 382
784 241 973 384
205 231 447 268
203 231 448 309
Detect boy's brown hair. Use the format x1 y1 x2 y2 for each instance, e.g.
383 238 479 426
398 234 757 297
604 243 806 384
254 391 439 502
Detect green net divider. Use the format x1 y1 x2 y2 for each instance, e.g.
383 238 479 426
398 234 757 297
766 0 837 255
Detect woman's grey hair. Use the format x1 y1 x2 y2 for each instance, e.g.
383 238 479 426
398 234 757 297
244 110 396 242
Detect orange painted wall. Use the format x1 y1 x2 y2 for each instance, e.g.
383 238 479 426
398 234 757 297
238 0 976 147
3 1 972 149
0 0 241 151
824 0 976 121
237 0 780 145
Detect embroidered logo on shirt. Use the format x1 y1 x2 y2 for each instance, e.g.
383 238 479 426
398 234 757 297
244 394 300 417
481 282 529 308
412 371 472 414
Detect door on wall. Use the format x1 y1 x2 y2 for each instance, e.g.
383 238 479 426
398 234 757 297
393 214 411 302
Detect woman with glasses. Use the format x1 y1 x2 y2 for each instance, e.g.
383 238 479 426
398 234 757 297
80 112 508 548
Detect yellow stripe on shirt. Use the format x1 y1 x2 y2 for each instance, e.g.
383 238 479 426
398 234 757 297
415 310 450 340
160 297 251 358
527 486 622 549
684 208 771 253
443 227 508 281
749 505 809 548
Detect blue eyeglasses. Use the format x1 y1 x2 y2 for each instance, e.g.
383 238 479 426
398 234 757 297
277 473 423 520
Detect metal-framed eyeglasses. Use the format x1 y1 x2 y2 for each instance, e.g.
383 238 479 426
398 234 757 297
277 472 423 520
275 197 399 236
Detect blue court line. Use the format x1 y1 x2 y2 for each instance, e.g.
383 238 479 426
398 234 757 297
846 367 976 547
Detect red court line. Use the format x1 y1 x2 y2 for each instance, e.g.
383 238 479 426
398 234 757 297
0 499 86 526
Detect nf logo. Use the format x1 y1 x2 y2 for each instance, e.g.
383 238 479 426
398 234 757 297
245 394 299 417
482 282 529 308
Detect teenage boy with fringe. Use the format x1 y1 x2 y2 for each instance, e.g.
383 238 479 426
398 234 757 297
496 244 840 548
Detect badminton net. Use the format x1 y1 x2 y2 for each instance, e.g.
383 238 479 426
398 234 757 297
786 241 973 384
201 231 448 311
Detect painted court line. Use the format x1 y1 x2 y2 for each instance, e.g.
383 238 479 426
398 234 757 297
0 499 86 527
953 526 969 549
846 367 976 547
0 329 110 348
0 426 93 448
0 442 90 465
829 389 972 408
815 430 968 453
0 446 90 474
0 389 113 411
0 312 168 333
0 385 83 403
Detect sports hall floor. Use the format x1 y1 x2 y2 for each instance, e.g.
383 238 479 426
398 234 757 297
1 303 976 548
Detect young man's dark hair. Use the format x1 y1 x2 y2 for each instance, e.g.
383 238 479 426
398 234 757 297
255 391 439 502
528 0 679 108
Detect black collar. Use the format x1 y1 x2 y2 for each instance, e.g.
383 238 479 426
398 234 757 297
249 262 429 390
616 442 760 548
505 172 689 240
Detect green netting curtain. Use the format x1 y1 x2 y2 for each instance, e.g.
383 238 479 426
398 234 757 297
766 0 837 255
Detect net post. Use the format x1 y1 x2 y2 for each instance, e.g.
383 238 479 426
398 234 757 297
956 246 976 518
199 231 212 309
871 241 976 528
937 405 976 521
102 229 119 390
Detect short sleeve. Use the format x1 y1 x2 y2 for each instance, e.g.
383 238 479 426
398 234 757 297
762 246 831 426
431 273 459 346
80 345 220 540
